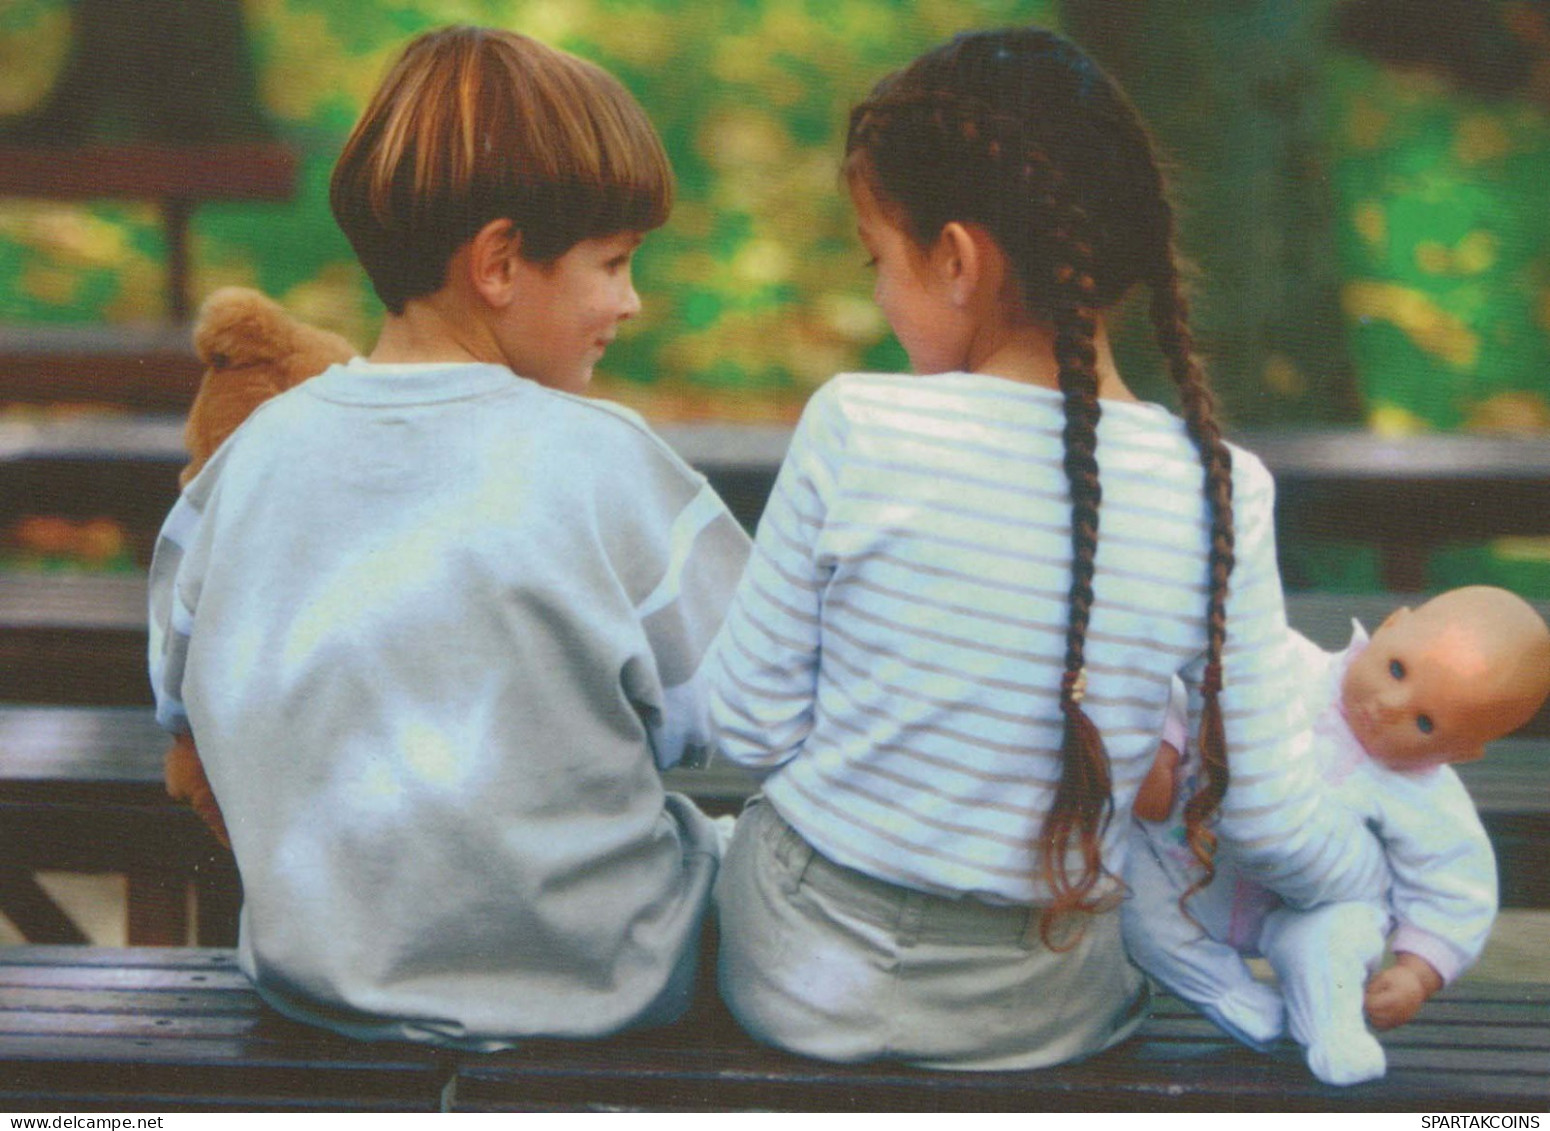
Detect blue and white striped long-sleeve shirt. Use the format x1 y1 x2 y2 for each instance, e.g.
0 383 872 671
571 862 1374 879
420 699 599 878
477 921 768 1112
707 371 1384 908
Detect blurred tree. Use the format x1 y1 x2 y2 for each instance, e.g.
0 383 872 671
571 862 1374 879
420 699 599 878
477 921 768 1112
1 0 274 144
1062 0 1362 429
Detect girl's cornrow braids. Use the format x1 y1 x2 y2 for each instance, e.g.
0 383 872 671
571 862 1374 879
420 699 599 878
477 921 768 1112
1148 224 1235 900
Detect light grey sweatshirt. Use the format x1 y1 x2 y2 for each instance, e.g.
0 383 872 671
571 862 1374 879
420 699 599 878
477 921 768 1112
149 360 751 1049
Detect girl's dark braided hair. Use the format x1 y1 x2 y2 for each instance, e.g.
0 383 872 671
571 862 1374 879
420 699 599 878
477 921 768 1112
844 27 1235 943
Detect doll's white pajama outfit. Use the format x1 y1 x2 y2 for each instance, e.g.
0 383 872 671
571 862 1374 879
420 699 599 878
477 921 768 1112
149 360 751 1049
1124 625 1498 1084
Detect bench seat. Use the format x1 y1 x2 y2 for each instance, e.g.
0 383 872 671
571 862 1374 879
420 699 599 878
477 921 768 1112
452 981 1550 1111
0 946 448 1112
1 945 1544 1112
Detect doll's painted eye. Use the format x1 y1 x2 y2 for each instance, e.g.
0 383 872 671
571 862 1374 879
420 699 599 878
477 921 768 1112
1416 715 1434 735
1389 659 1405 679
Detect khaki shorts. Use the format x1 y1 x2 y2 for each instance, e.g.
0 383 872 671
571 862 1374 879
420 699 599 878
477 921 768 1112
714 797 1148 1070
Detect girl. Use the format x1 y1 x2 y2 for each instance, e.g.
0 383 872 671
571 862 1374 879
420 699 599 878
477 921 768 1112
148 27 750 1048
707 26 1385 1070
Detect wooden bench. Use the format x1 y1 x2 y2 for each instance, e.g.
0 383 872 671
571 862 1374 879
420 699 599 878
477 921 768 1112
0 705 239 947
2 945 1545 1112
8 416 1550 583
0 946 449 1112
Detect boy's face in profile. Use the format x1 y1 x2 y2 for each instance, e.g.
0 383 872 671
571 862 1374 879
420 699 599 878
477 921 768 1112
497 230 644 393
1338 606 1496 771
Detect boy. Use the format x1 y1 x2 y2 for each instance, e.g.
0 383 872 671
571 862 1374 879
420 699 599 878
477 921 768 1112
1125 586 1550 1084
148 26 750 1049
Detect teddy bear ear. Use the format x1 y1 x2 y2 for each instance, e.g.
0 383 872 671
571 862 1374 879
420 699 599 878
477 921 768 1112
193 286 294 369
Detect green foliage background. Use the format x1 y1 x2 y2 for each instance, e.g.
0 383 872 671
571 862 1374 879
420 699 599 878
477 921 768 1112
3 0 1550 591
0 0 1056 421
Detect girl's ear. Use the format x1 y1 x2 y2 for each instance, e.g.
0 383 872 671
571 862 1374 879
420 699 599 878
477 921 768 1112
465 218 522 308
935 221 1004 308
934 221 979 307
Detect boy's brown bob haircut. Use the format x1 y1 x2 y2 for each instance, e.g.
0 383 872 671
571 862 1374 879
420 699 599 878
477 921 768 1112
330 25 673 314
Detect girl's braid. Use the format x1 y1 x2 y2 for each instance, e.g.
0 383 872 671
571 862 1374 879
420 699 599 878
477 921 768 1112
1039 171 1119 946
1148 196 1235 894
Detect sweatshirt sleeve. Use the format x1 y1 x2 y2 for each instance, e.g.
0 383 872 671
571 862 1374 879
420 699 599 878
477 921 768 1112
630 471 753 770
705 382 846 773
147 488 210 738
1375 766 1498 984
1187 455 1387 908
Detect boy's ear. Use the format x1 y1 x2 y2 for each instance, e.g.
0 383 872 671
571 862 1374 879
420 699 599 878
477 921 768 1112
466 218 522 308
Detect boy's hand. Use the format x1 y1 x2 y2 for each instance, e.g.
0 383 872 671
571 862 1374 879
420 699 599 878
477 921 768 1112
1364 952 1443 1030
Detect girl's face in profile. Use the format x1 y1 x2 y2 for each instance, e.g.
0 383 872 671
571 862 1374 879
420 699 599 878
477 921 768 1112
851 180 969 376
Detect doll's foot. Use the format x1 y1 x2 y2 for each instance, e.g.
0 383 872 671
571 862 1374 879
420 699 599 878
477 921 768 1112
712 814 737 857
1200 981 1285 1051
1306 1026 1386 1086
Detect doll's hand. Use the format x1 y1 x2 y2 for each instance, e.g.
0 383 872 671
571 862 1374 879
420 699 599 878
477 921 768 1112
165 733 231 849
1364 952 1443 1030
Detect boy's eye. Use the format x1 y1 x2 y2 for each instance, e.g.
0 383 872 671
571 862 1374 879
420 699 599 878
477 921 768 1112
1416 714 1434 735
1389 659 1405 680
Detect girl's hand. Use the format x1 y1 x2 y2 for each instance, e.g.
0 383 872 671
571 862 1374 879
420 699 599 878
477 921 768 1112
1364 952 1443 1030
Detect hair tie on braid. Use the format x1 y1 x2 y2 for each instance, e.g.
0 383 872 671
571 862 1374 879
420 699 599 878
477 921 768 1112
1061 667 1089 707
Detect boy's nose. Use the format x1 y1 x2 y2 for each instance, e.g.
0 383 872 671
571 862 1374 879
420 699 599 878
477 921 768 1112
619 282 642 320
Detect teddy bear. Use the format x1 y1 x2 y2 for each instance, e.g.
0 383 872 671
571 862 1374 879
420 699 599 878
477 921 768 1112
164 287 358 846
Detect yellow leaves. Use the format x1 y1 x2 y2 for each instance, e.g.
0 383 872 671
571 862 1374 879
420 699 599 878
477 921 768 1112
1492 537 1550 563
1455 114 1515 165
817 293 886 344
1353 201 1387 249
1414 231 1497 276
1 205 133 268
281 261 373 347
733 239 792 287
700 111 791 171
511 0 586 46
1463 390 1550 435
0 1 69 117
249 1 392 125
1366 402 1429 436
1342 279 1480 368
1261 354 1306 399
0 202 163 317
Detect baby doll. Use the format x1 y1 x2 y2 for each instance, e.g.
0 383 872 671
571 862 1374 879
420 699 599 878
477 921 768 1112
163 287 357 846
1125 586 1550 1086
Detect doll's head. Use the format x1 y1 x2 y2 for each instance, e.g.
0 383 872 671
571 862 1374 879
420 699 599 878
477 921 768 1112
1340 586 1550 770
